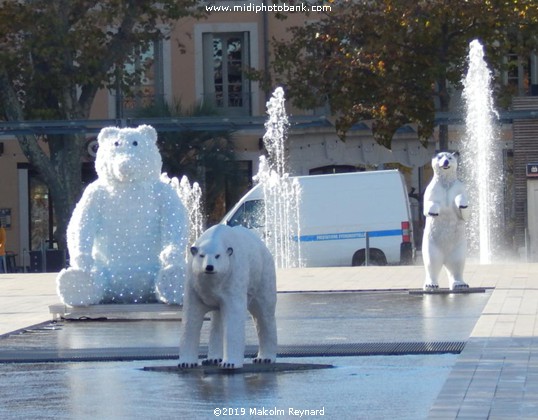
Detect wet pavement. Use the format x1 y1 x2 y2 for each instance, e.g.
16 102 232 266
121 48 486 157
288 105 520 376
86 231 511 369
0 291 489 354
0 355 456 420
0 291 491 419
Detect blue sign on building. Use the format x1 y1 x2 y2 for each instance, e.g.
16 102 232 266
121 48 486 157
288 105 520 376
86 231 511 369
527 163 538 178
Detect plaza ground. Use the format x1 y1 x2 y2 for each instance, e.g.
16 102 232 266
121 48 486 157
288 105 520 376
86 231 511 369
0 263 537 418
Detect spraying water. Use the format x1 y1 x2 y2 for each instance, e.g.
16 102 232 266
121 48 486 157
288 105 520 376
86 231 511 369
162 173 204 246
177 175 204 244
254 87 302 268
461 39 502 264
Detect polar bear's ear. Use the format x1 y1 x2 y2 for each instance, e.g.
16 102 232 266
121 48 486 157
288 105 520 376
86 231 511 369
190 246 199 256
137 125 158 143
227 247 233 256
98 127 120 145
452 151 460 159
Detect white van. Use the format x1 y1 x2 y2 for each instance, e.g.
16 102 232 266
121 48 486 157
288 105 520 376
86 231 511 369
222 170 415 267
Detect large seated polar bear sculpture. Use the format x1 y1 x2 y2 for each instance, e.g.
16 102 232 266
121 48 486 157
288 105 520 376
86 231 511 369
56 125 189 306
179 224 277 369
422 151 469 291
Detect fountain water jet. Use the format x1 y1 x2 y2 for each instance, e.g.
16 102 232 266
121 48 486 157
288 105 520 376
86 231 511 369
162 173 204 246
253 87 302 268
461 39 502 264
177 175 204 244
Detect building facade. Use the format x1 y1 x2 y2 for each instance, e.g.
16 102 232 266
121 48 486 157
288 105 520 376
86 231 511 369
0 9 535 270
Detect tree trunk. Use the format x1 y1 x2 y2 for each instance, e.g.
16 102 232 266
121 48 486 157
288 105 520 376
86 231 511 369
437 77 451 151
438 123 449 151
17 134 84 251
47 134 85 251
0 66 85 252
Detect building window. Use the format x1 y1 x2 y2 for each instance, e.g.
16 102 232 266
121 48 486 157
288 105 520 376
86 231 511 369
116 40 164 117
504 53 531 96
203 32 251 116
502 47 538 96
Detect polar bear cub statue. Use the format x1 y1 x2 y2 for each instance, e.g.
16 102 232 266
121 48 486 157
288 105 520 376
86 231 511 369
56 125 189 306
422 151 470 291
179 224 277 369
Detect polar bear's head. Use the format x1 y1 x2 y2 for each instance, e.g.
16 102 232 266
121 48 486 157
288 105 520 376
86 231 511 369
95 125 162 184
431 151 459 181
190 240 234 277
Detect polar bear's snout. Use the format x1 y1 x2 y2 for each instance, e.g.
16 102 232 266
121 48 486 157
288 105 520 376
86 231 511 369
190 245 234 276
199 255 218 275
433 151 460 175
113 157 138 181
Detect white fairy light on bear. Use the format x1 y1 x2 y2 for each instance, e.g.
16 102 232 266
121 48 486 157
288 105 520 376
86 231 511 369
56 125 189 306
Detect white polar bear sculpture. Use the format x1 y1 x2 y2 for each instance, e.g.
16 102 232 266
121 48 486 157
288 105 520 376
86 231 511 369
56 125 189 306
422 151 470 291
179 224 278 369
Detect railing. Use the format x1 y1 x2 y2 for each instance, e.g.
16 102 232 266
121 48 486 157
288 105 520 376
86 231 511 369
202 91 252 117
117 93 167 118
2 108 538 137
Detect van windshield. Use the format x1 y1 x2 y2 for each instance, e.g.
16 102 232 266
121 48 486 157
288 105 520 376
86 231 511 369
227 199 264 228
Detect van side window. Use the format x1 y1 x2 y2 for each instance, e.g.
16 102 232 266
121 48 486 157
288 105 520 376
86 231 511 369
227 199 264 228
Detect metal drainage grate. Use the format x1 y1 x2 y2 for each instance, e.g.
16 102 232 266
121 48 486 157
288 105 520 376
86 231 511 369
277 341 465 357
0 341 465 364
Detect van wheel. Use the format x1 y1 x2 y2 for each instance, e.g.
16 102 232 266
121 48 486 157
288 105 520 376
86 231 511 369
352 249 387 266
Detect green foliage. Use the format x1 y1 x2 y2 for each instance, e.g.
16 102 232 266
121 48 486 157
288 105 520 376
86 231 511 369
0 0 205 120
266 0 538 148
0 0 206 250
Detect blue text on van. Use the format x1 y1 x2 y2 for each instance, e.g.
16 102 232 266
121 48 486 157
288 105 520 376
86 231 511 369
296 229 402 242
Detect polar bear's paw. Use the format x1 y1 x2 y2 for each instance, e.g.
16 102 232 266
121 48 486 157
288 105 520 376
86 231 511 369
455 194 468 209
426 202 440 217
178 361 198 369
253 357 275 364
450 281 469 290
423 283 439 291
155 265 184 305
220 360 243 369
56 268 103 306
202 358 222 366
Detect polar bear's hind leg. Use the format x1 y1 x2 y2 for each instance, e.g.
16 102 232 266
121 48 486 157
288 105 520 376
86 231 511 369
446 245 468 290
423 243 443 291
249 299 277 364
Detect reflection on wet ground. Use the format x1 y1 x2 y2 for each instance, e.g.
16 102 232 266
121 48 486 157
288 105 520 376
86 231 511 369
0 355 460 420
1 291 489 351
0 291 491 419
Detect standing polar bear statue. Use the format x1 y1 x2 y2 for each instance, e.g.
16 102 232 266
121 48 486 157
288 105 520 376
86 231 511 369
179 224 277 369
422 151 470 291
56 125 189 306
